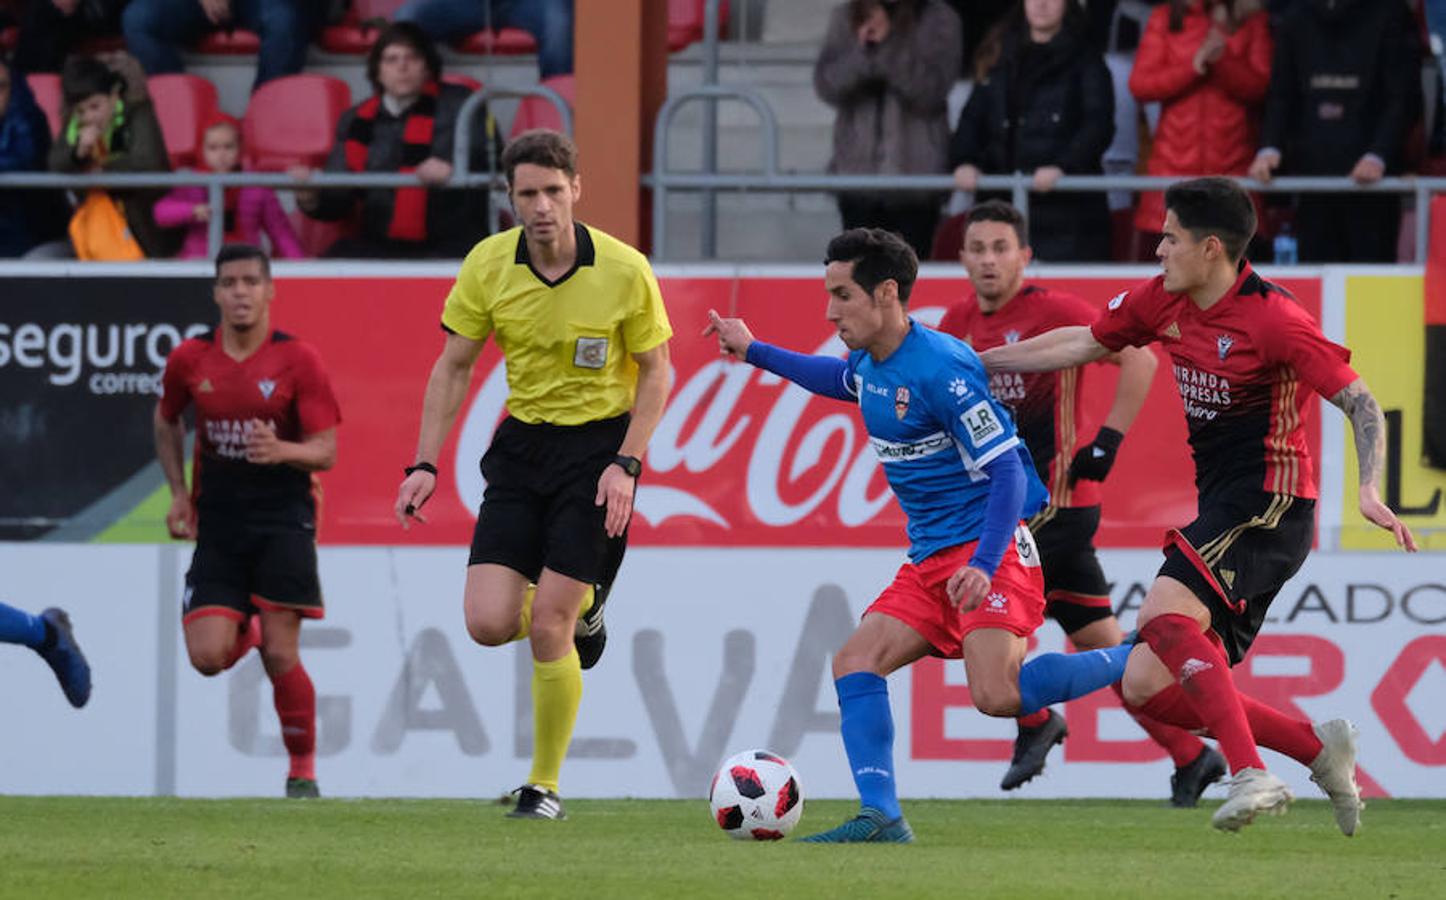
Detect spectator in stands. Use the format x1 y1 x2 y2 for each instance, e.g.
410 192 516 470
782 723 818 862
394 0 575 78
814 0 962 259
1130 1 1271 247
293 22 494 259
1247 0 1420 263
121 0 324 91
950 0 1115 262
153 113 302 259
45 51 178 258
1 55 68 256
14 1 130 75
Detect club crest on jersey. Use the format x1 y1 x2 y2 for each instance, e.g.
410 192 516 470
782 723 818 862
1108 291 1126 310
1217 334 1235 360
894 386 910 419
257 379 277 400
949 377 972 401
1004 330 1021 344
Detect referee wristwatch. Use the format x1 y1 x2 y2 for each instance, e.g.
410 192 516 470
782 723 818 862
613 454 643 478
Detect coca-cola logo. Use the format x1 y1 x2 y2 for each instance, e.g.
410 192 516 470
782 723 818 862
449 307 950 541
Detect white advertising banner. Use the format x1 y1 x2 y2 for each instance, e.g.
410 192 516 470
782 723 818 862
2 544 1442 801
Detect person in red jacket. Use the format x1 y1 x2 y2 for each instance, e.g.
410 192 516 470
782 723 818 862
1129 1 1271 247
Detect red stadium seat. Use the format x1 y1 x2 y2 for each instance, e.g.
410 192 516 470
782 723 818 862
26 73 63 138
509 74 574 139
454 27 537 55
243 74 351 170
668 0 730 52
318 0 407 54
929 212 966 261
147 74 220 169
0 25 17 52
194 28 261 54
441 73 483 93
290 209 359 258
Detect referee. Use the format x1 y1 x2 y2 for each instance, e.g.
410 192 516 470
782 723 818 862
394 129 673 820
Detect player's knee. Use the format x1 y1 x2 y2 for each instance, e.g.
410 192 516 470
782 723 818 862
830 645 878 679
188 648 229 677
259 645 299 674
465 613 517 646
1119 669 1157 709
970 682 1021 718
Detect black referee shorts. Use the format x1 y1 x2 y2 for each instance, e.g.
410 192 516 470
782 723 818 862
1029 505 1113 635
469 413 630 587
1157 492 1315 665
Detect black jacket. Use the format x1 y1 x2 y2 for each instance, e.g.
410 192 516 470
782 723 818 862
1259 0 1420 175
949 27 1115 177
308 82 498 257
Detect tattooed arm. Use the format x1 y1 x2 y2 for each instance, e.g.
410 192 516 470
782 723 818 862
1330 377 1418 551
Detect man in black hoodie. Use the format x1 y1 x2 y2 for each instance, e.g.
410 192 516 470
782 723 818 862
1248 0 1420 263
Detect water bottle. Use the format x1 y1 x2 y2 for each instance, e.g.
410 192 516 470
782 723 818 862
1273 223 1298 266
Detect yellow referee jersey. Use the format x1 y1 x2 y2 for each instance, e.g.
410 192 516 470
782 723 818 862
441 222 673 425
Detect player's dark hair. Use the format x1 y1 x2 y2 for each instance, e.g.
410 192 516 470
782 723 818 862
824 228 919 305
1165 176 1256 262
965 200 1029 248
366 22 442 95
215 243 271 280
501 129 578 187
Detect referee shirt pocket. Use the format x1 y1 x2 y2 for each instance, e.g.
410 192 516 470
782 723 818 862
568 322 614 371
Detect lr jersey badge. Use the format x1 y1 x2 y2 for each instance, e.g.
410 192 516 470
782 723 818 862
574 336 608 369
894 386 910 419
257 379 277 400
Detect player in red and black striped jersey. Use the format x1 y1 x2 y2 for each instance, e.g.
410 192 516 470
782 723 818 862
938 201 1225 806
981 178 1415 834
154 244 341 799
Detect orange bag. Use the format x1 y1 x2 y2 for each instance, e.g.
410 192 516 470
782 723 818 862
68 190 144 261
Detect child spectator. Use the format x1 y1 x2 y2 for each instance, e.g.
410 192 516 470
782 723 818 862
154 114 303 259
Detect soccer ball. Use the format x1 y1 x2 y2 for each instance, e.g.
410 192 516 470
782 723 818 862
708 749 804 840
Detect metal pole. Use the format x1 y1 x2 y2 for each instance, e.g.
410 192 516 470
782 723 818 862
1011 172 1030 225
701 0 722 258
206 179 224 258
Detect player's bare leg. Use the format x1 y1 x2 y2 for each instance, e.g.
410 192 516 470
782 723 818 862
256 607 317 799
183 613 256 676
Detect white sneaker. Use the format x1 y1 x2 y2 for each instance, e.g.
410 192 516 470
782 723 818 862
1310 718 1363 836
1211 767 1293 832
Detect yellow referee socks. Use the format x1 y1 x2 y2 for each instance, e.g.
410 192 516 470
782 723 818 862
527 647 583 794
510 584 595 643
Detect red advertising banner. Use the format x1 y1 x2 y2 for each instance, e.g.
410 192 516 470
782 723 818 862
271 273 1322 548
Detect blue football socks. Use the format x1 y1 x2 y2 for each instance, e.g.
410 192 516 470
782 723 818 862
0 602 49 648
836 671 902 820
1017 644 1132 716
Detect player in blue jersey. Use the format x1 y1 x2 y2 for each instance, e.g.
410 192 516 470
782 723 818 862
0 601 91 708
705 228 1132 843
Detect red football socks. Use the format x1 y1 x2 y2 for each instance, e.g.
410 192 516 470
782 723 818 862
1237 694 1323 765
222 615 261 671
271 662 317 781
1138 614 1264 774
1017 709 1052 729
1113 682 1205 768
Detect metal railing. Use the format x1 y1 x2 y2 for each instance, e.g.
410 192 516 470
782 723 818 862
0 83 573 257
644 85 1444 262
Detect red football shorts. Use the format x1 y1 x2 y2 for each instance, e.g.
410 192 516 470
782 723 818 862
865 525 1046 659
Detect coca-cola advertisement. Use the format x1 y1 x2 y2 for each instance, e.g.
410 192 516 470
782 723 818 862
266 272 1323 548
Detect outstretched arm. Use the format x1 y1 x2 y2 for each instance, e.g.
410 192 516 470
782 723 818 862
980 325 1110 374
1330 377 1417 551
703 309 855 401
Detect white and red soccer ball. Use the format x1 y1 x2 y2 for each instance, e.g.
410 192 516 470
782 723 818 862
708 749 804 840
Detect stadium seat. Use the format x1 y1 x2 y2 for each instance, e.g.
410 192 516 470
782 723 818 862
242 74 351 170
441 73 482 93
929 212 966 261
509 74 574 139
454 27 537 55
290 209 359 258
668 0 730 52
26 73 63 138
194 28 261 54
0 25 17 52
318 0 406 54
147 74 220 169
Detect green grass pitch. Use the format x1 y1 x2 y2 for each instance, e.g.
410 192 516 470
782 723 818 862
1 797 1442 899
